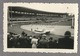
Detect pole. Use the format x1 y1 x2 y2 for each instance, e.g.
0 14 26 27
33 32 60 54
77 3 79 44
71 15 74 28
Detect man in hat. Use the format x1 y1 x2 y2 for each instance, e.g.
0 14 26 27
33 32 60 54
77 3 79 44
38 34 48 48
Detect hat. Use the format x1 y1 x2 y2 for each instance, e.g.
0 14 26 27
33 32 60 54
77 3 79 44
42 34 46 36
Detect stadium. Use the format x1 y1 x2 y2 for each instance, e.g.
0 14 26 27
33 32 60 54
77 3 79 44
7 6 74 49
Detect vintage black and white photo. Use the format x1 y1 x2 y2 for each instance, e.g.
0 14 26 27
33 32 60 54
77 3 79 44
3 3 78 53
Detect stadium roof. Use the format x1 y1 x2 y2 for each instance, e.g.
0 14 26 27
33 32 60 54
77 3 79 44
8 6 68 17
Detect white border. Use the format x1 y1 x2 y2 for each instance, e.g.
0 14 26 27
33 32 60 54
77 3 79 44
3 3 78 53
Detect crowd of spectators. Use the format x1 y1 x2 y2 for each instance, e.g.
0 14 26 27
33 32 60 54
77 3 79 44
7 31 74 49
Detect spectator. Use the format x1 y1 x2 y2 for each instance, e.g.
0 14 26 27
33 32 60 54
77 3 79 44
15 35 21 48
21 31 25 38
48 37 58 48
25 35 32 48
7 31 74 49
58 31 74 49
31 36 38 48
38 34 48 48
53 40 58 48
48 37 54 48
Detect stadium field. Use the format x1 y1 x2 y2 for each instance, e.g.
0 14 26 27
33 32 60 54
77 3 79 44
8 23 74 40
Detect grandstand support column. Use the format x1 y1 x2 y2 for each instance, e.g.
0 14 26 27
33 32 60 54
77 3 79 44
71 15 74 28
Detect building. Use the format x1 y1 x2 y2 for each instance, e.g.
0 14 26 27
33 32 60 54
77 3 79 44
8 6 74 27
